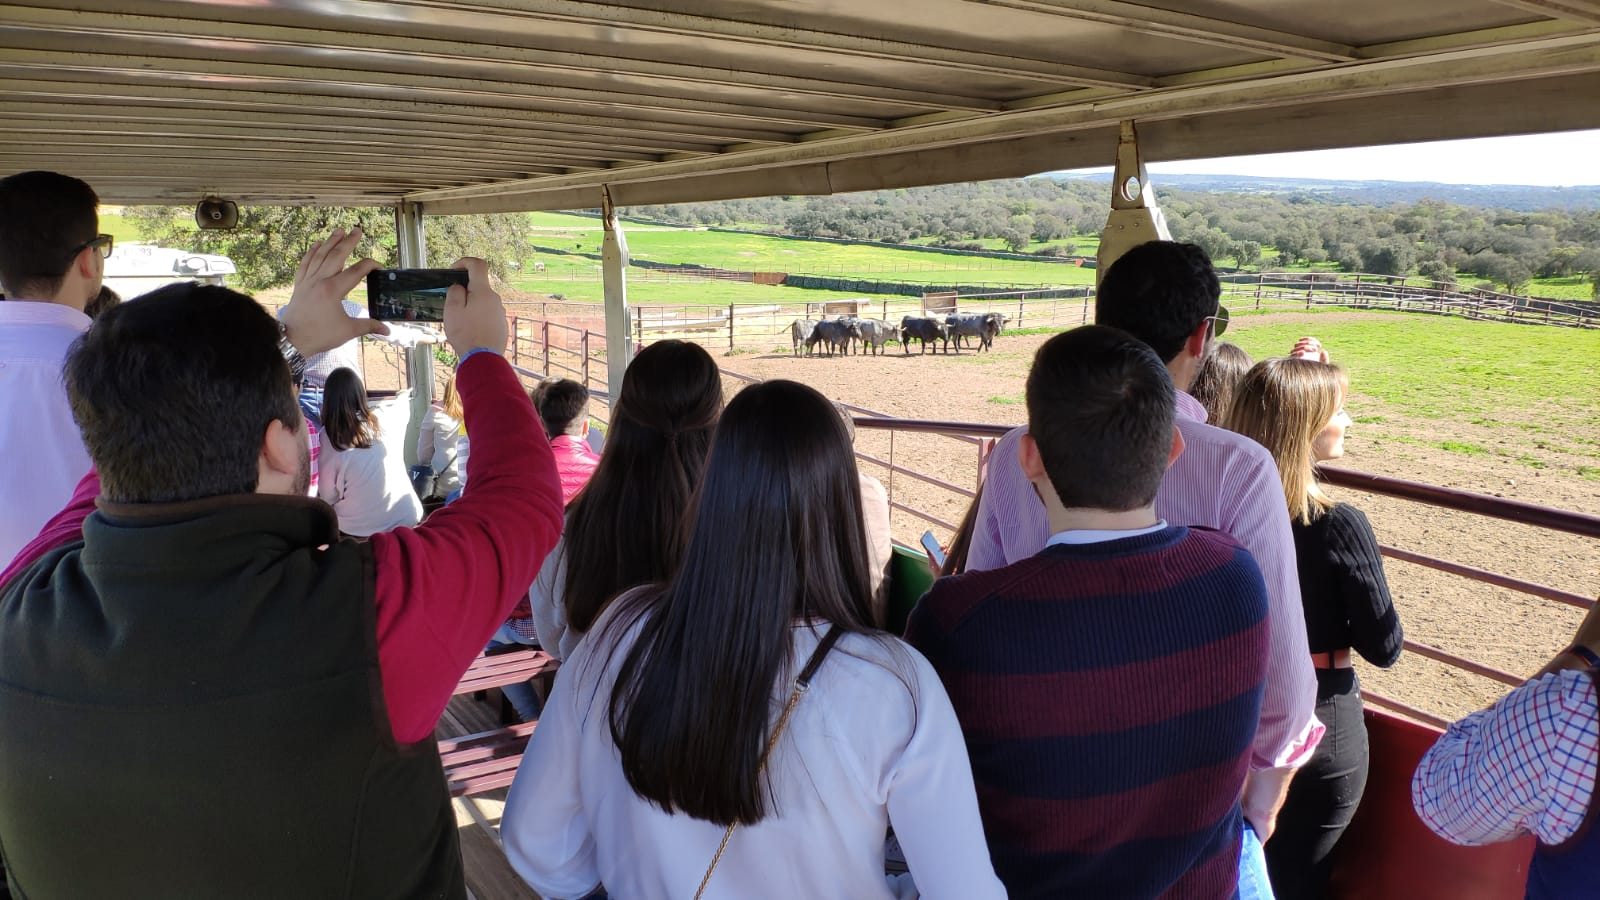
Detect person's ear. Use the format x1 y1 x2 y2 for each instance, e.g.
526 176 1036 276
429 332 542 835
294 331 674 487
1166 425 1186 470
1019 432 1047 481
257 418 303 495
1184 319 1210 360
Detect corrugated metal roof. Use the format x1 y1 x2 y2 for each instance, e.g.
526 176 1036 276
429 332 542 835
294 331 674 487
3 0 1598 211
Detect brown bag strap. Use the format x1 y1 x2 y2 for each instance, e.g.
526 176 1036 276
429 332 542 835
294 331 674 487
693 625 844 899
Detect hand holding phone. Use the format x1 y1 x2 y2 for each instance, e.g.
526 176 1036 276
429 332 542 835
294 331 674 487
367 268 469 323
920 530 947 570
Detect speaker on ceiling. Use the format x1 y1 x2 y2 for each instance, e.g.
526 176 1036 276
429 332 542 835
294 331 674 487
195 197 239 230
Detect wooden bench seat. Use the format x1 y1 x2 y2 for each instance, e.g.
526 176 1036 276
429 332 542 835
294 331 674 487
454 648 560 695
441 722 538 798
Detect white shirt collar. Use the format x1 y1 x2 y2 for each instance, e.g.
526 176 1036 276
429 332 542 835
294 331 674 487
1046 520 1169 546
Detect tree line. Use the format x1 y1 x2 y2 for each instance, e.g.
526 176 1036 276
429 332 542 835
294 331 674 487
629 179 1600 297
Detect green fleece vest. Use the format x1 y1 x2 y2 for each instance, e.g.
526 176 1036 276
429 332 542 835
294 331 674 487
0 494 464 900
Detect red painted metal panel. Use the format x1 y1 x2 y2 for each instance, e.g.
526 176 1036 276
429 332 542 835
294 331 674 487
1329 709 1533 899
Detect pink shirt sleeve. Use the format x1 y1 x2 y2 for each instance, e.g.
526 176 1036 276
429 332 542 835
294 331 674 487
0 470 101 588
369 352 564 743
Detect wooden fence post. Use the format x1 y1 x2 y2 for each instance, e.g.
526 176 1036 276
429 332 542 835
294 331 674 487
510 316 521 368
729 303 736 353
541 320 550 376
1016 296 1024 329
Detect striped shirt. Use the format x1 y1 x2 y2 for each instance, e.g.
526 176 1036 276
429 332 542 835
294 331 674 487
967 390 1322 770
1412 668 1600 846
907 525 1269 898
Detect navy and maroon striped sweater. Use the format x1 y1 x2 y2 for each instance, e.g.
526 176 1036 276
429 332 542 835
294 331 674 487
905 525 1269 899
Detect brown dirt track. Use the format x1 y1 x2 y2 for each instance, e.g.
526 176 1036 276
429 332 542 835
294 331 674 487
719 321 1600 725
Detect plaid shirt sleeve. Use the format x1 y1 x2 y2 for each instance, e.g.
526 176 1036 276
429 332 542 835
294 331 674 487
1412 669 1600 846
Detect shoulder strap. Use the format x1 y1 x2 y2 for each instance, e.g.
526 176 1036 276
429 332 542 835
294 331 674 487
694 625 843 899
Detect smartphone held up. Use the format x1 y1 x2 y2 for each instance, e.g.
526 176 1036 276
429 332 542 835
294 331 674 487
367 268 467 322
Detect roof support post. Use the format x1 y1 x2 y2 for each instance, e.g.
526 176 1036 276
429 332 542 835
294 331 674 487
396 200 432 468
1094 120 1171 289
600 185 632 406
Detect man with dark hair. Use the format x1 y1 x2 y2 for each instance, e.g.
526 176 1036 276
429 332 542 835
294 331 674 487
0 229 564 899
531 377 600 505
0 171 105 567
907 324 1271 898
966 241 1320 886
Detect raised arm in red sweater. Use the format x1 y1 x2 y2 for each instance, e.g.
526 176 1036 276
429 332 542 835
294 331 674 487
0 351 562 745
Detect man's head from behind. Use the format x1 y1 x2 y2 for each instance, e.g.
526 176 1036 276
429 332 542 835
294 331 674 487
66 283 309 504
531 378 590 440
1095 241 1221 388
1022 325 1177 513
0 171 103 308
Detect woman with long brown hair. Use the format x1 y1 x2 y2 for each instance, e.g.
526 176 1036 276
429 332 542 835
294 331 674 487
502 380 1003 900
316 367 422 537
1225 356 1403 899
526 340 722 660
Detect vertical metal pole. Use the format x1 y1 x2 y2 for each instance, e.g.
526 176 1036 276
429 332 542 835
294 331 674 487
600 186 632 403
395 201 431 468
582 331 591 388
542 320 551 376
728 304 736 353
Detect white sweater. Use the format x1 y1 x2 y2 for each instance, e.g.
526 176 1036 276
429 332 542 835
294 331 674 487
502 603 1006 900
317 396 423 537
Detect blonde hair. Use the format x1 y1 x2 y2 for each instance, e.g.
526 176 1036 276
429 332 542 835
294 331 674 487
1223 358 1348 525
440 374 463 421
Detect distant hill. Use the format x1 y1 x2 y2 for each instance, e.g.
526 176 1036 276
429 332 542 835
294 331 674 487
1059 172 1600 211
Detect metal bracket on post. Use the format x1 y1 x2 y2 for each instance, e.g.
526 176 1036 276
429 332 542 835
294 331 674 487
1094 120 1172 291
395 201 432 467
600 185 632 408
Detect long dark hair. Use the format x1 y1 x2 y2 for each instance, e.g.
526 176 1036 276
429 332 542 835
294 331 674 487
561 340 722 634
321 367 378 452
605 379 878 827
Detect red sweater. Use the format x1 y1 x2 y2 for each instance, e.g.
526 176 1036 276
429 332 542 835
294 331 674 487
0 352 563 744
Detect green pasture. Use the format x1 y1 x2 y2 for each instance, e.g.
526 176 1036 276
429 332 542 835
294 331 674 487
1224 314 1600 476
524 212 1095 287
509 271 877 307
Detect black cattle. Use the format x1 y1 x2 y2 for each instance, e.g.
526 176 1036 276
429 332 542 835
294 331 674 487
789 318 820 357
855 318 893 355
899 316 949 355
944 312 1003 353
809 318 861 357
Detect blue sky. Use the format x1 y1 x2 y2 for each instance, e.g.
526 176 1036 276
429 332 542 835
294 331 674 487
1063 129 1600 186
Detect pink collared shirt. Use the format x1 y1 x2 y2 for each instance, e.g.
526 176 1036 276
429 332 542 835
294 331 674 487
549 434 600 506
967 390 1323 770
0 300 93 569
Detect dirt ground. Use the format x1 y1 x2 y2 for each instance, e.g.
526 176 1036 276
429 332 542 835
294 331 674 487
719 324 1600 724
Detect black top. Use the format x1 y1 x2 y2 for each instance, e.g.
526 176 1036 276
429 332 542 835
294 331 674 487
0 495 464 900
1292 502 1404 666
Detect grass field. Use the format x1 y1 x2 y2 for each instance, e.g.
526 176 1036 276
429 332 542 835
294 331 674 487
525 212 1096 286
508 271 880 307
1224 313 1600 478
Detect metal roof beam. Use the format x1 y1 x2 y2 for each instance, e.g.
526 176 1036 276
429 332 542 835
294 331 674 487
0 78 801 146
0 142 587 177
0 121 661 166
973 0 1358 62
448 0 1154 89
0 99 725 157
0 51 894 132
1486 0 1600 26
0 11 1002 113
410 31 1600 208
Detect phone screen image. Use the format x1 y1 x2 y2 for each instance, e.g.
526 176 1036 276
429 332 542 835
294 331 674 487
367 268 467 322
920 530 947 568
